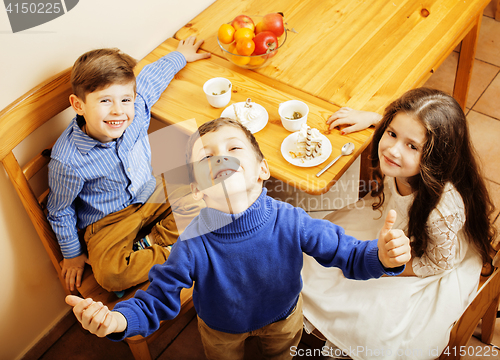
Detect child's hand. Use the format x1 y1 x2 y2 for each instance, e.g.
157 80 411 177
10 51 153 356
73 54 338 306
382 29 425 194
65 295 127 337
61 254 88 291
176 36 211 63
377 210 411 268
327 107 382 134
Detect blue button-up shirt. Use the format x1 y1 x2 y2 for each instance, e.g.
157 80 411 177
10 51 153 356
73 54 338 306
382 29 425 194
47 51 186 259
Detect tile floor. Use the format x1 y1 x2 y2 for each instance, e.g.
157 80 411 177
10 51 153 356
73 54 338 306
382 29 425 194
27 2 500 360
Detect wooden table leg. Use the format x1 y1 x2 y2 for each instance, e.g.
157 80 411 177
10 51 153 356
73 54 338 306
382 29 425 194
453 14 483 111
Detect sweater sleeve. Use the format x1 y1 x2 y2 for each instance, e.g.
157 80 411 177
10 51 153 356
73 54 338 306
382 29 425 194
412 186 465 277
298 209 404 279
108 241 193 341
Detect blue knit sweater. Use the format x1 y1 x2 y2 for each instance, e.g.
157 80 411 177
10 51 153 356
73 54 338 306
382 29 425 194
110 189 403 339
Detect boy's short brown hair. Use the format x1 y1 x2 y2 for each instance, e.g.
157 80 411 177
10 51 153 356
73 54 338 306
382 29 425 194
71 48 137 101
185 118 265 183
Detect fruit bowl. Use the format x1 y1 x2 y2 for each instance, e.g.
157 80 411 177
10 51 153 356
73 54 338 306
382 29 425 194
217 15 287 70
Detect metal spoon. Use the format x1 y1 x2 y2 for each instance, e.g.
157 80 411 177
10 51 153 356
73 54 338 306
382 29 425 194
316 142 355 177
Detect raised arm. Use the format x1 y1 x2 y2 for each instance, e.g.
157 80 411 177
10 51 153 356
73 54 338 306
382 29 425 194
300 208 409 279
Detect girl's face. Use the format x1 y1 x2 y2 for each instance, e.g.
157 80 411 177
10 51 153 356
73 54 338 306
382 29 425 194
378 113 427 193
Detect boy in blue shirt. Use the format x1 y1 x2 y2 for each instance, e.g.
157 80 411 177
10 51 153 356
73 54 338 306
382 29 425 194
66 118 411 359
47 37 209 292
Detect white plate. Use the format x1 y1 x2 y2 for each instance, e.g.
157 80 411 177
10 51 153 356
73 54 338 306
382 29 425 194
220 102 269 134
281 132 333 167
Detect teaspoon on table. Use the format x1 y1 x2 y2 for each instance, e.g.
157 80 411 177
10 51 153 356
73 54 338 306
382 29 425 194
316 142 355 177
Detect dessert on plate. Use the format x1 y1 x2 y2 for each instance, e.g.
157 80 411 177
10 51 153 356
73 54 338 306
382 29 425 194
289 124 323 160
232 98 264 127
220 98 269 134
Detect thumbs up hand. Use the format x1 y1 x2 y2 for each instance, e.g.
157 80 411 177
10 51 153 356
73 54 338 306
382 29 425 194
377 210 411 268
65 295 127 337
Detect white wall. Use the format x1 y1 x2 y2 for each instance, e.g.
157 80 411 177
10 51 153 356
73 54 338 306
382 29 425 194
0 1 214 359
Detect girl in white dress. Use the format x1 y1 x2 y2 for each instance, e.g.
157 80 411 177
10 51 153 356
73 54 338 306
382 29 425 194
301 88 496 359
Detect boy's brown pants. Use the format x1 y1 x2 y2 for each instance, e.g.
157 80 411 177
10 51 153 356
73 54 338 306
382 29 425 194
84 182 204 292
197 295 303 360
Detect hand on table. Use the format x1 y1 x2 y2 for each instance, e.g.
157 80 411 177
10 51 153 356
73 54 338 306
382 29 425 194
177 36 211 63
377 210 411 269
327 107 382 134
66 295 127 337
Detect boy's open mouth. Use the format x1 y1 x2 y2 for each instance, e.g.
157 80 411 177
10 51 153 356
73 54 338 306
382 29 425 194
214 169 236 181
194 156 240 189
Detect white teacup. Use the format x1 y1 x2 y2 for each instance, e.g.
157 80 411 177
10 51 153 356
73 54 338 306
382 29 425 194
279 100 309 132
203 78 232 108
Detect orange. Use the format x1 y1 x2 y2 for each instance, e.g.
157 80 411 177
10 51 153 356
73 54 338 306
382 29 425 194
255 21 265 35
231 54 251 66
218 24 235 44
234 27 254 42
236 38 255 56
228 42 237 54
248 55 266 67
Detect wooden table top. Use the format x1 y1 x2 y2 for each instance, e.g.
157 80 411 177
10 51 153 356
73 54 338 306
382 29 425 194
175 0 490 113
136 38 373 195
139 0 489 195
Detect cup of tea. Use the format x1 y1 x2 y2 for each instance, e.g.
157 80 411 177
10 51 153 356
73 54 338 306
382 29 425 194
203 78 232 108
278 100 309 132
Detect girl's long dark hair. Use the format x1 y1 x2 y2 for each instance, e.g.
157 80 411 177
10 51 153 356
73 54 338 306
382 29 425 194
370 88 495 263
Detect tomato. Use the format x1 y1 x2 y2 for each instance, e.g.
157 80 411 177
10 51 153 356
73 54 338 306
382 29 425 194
253 31 279 56
262 13 285 37
236 38 255 56
218 24 235 44
234 27 254 42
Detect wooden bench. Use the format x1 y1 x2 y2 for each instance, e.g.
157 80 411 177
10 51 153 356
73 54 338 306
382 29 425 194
0 66 194 360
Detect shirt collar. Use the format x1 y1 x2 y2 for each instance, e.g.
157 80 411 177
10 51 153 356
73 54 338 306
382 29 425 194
72 116 115 154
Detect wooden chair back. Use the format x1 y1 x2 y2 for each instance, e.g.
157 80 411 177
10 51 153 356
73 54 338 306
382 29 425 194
439 253 500 359
0 68 193 360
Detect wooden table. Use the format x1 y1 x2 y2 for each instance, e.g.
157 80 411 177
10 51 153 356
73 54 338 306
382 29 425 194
136 38 372 195
139 0 489 196
176 0 490 112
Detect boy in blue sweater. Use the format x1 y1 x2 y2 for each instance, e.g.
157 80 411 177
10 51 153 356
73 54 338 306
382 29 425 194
66 118 411 359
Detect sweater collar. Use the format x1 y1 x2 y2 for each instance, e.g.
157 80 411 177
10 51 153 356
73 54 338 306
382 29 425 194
197 188 272 239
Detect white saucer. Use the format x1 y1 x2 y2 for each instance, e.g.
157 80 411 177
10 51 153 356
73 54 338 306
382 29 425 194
280 132 333 167
220 102 269 134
